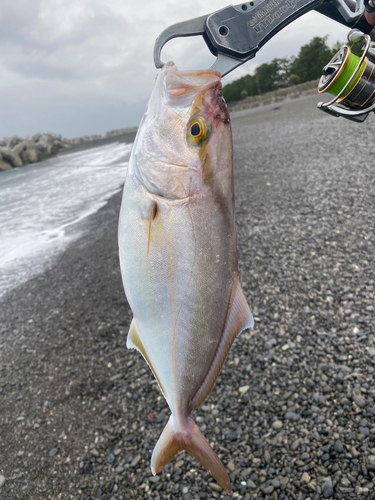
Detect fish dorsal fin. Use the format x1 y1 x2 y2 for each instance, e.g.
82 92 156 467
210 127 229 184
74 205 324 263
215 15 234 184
127 319 166 397
190 277 254 410
147 201 158 259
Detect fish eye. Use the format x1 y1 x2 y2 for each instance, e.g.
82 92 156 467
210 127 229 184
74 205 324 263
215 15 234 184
191 122 201 136
188 117 209 145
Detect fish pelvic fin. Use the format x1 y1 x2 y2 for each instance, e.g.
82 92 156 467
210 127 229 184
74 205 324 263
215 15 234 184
151 415 231 494
127 319 166 398
190 276 254 410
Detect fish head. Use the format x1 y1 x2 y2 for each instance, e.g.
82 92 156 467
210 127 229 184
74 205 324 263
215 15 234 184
132 62 231 200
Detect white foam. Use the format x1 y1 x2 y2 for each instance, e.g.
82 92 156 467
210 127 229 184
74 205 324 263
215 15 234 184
0 141 131 298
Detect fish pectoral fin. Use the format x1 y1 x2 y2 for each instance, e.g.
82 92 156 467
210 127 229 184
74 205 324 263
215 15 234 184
151 415 231 494
147 201 158 259
190 276 254 410
127 319 166 397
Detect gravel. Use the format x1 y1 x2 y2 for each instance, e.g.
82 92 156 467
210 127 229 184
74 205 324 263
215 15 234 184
1 94 375 499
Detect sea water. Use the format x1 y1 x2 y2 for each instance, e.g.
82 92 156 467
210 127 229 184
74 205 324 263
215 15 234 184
0 142 132 299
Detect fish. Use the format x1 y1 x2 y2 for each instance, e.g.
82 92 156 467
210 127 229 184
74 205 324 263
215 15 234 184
118 61 253 493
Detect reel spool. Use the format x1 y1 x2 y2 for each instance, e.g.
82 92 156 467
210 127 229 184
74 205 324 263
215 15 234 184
317 30 375 122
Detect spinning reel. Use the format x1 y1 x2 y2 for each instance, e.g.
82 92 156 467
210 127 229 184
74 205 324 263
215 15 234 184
318 29 375 122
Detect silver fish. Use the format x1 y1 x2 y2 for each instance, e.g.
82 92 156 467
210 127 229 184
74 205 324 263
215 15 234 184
118 62 253 493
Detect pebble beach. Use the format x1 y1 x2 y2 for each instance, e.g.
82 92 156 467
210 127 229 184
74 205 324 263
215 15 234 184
1 93 375 500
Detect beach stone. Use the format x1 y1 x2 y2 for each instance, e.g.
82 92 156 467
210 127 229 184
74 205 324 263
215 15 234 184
265 338 277 349
247 480 256 489
285 412 300 421
49 448 58 457
239 385 249 394
347 431 356 441
272 421 283 430
209 482 222 492
130 454 141 467
349 447 359 458
84 463 93 474
359 426 369 436
306 379 315 388
227 460 235 472
353 395 366 407
331 463 339 473
226 431 237 441
262 485 274 494
241 467 252 478
334 441 344 453
301 472 310 482
291 439 300 451
355 485 369 495
279 477 288 490
250 472 258 482
340 477 351 488
322 480 334 498
0 476 5 488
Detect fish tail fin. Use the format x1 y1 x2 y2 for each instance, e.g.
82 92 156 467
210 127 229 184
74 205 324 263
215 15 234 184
151 415 231 494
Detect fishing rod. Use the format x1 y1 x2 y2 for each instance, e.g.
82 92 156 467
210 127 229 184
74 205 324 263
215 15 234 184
153 0 375 122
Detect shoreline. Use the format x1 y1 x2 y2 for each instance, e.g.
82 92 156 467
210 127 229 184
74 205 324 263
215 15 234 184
59 130 137 156
1 94 375 499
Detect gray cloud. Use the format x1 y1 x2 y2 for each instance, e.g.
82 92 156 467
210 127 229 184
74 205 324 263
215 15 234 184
0 0 128 80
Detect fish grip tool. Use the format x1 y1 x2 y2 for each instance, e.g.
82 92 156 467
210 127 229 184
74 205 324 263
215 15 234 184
154 0 370 77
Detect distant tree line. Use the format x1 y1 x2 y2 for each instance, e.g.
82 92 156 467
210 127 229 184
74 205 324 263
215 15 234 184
223 36 342 103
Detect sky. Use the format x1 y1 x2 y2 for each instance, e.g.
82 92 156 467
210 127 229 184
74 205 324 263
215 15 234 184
0 0 350 139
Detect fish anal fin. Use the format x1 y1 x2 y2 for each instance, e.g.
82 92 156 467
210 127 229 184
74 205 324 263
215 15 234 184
151 415 231 494
147 201 158 259
127 319 166 397
190 277 253 410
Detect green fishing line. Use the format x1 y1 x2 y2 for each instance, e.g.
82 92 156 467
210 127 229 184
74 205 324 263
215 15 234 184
327 47 366 98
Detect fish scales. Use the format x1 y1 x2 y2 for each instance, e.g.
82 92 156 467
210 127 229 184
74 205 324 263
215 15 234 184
118 62 253 493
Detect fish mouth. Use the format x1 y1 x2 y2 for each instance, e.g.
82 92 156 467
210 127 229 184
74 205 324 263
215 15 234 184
163 63 221 107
